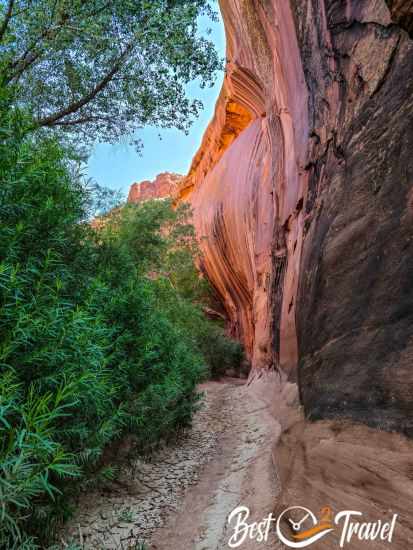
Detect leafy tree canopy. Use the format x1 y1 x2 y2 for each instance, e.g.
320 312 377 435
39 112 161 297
0 0 221 148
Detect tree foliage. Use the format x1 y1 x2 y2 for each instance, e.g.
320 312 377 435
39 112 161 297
0 0 221 147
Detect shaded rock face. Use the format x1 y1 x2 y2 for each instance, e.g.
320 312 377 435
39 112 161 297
272 375 413 550
252 373 413 549
293 0 413 435
386 0 413 35
179 1 413 435
128 172 182 204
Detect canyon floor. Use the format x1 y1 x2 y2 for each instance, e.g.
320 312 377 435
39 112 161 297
61 379 283 550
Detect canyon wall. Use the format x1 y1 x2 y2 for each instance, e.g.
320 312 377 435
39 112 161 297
178 0 413 435
128 1 413 437
293 0 413 434
180 0 309 374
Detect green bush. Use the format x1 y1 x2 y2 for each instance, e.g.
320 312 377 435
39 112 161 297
0 95 243 548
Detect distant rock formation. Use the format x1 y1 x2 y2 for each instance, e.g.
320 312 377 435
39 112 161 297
127 172 183 204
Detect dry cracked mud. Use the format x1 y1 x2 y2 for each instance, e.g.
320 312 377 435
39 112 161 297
60 378 282 550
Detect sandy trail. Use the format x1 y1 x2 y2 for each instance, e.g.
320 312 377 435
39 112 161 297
150 379 282 550
62 378 282 550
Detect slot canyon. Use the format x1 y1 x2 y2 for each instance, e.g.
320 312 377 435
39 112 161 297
127 1 413 547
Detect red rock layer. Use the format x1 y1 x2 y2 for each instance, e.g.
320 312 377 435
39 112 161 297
179 0 309 373
128 172 182 204
126 4 413 541
138 3 413 543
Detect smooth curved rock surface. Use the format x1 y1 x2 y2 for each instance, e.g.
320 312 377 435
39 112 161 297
127 1 412 438
124 3 413 542
180 0 309 373
175 0 413 436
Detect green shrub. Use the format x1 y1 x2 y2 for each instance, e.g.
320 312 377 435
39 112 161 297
195 324 244 379
0 372 82 549
0 94 243 547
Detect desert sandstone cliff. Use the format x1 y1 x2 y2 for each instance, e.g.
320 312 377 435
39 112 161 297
176 0 413 435
189 0 413 545
128 0 413 434
180 1 309 377
130 2 413 545
128 172 182 203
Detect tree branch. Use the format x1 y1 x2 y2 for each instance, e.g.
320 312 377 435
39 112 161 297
52 115 117 126
34 43 134 128
6 1 73 83
8 50 42 83
52 117 97 126
0 0 15 42
5 21 61 84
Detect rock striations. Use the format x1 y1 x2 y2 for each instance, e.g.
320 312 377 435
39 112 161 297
176 0 413 435
128 0 413 435
179 0 309 376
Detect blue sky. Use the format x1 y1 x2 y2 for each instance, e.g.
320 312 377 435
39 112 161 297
86 12 226 197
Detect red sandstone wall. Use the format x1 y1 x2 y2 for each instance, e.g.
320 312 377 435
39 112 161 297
127 3 413 438
187 4 413 542
179 0 309 374
182 0 413 435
